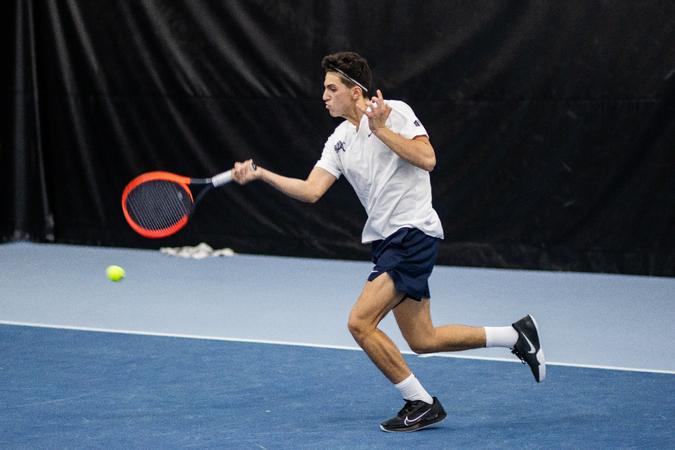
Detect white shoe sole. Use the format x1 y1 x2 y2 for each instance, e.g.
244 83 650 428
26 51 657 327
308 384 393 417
529 315 546 382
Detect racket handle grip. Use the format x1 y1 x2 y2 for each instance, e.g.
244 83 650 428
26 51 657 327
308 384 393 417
211 161 256 187
211 170 233 187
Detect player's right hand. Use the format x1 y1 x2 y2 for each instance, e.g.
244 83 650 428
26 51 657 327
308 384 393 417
232 159 259 185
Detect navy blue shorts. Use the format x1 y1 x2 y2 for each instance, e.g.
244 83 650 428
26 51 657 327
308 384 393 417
367 227 440 301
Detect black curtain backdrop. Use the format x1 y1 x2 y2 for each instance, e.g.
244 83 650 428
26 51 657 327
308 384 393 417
5 0 675 276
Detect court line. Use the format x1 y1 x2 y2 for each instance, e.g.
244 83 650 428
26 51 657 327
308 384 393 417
2 320 674 376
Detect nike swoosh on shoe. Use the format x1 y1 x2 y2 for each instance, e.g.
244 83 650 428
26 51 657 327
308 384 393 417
403 408 431 426
523 332 537 354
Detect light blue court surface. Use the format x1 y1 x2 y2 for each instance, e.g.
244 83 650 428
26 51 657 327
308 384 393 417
1 242 675 448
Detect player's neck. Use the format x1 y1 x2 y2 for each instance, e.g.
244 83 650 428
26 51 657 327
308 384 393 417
345 98 368 128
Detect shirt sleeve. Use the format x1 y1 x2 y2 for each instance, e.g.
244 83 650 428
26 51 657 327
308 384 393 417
386 100 428 140
314 128 343 179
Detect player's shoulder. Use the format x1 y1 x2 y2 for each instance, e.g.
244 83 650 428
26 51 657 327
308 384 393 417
385 99 422 128
324 120 351 146
326 119 352 135
384 99 428 137
385 99 416 117
334 119 353 133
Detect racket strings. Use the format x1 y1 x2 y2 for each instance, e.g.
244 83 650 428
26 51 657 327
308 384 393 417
125 180 193 231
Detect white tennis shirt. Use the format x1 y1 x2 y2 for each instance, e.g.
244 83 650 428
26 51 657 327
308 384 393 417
315 100 444 243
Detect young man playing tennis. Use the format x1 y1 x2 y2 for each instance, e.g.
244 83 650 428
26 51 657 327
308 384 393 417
232 51 545 432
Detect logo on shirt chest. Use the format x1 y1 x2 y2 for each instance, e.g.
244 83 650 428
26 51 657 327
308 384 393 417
334 140 346 153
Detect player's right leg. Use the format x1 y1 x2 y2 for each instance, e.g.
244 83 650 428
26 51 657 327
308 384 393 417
347 273 448 432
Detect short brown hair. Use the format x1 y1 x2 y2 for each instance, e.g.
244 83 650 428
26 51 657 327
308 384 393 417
321 52 372 97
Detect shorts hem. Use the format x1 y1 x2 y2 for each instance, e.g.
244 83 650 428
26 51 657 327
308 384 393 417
368 269 427 301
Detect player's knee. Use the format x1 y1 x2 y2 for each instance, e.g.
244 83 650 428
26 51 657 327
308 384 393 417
407 338 436 355
347 313 372 343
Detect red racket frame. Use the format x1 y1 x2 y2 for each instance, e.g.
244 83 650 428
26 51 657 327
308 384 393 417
121 171 195 239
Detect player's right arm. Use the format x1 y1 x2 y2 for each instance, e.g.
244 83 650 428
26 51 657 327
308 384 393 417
232 159 336 203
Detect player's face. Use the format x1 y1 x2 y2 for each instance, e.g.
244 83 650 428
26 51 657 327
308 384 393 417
322 72 356 118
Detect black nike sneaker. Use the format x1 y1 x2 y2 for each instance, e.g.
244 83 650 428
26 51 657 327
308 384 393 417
511 314 546 382
380 397 447 432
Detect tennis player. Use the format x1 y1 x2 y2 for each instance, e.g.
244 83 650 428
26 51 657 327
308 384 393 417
232 51 545 432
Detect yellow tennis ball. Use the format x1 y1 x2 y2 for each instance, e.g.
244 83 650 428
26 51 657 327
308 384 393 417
106 265 125 282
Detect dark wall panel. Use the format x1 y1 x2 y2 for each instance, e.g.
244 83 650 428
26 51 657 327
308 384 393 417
6 0 675 276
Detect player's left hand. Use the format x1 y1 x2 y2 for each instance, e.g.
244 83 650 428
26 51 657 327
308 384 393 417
359 89 391 133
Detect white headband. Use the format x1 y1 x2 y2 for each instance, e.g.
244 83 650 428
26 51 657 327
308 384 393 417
329 66 369 93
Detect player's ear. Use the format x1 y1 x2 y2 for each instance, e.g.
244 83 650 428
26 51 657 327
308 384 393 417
352 86 362 100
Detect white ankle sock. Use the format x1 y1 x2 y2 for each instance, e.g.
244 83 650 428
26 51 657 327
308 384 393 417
395 373 433 404
484 326 518 348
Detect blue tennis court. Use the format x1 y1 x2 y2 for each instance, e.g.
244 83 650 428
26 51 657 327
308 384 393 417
1 242 674 448
3 324 674 449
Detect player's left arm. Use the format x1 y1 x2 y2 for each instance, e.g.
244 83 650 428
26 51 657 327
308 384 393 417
359 89 436 172
372 129 436 172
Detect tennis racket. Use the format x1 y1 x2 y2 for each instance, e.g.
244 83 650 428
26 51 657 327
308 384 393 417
121 162 255 238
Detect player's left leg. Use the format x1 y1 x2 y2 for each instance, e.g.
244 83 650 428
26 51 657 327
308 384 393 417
393 299 546 382
392 297 486 353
